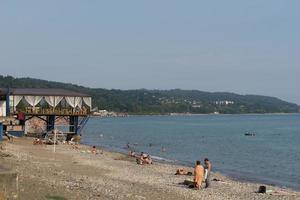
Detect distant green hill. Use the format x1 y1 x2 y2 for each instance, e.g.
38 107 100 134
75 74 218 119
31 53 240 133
0 75 299 114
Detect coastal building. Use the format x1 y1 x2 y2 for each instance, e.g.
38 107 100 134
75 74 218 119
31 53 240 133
92 110 128 117
192 105 201 108
0 88 92 139
215 100 234 105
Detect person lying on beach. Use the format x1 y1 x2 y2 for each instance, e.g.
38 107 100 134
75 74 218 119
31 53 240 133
175 169 193 176
194 160 204 190
138 152 151 165
136 152 153 165
144 155 153 164
33 138 44 145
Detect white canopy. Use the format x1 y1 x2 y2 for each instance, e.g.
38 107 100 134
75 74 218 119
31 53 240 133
10 95 92 109
44 96 64 107
24 96 43 107
65 97 83 108
83 97 92 108
9 96 24 111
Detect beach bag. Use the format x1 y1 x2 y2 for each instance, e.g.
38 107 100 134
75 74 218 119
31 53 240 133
258 186 266 193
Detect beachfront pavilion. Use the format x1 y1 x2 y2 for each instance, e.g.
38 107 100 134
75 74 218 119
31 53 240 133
0 88 92 138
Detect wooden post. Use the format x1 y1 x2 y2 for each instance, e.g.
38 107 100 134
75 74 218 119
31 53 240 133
53 129 57 153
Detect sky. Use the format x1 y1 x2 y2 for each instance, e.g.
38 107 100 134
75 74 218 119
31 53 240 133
0 1 300 104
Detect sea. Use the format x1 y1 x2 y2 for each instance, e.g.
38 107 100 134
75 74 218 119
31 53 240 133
81 114 300 190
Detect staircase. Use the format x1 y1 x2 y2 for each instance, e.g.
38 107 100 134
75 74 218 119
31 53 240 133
77 116 90 134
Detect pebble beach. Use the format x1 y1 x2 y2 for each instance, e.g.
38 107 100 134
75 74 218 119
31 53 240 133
0 137 299 200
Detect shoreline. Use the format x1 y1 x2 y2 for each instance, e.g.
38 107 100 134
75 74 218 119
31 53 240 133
83 141 300 192
1 137 299 199
90 112 300 118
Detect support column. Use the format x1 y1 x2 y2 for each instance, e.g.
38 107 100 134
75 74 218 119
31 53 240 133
6 94 10 116
46 115 55 131
69 116 78 134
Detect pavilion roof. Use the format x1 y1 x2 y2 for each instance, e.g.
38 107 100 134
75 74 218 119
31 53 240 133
0 88 90 97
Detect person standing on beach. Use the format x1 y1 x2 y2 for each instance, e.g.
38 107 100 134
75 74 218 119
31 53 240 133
204 158 212 188
194 160 204 189
91 146 97 154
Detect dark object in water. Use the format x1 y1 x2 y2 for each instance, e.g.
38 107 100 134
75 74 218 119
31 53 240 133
258 185 266 193
245 132 256 136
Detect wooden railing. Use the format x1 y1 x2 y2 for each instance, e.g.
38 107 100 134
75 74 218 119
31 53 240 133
15 107 90 116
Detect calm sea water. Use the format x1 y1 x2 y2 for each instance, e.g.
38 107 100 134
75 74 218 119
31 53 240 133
81 114 300 190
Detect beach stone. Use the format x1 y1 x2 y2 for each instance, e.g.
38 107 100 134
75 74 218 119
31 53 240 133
135 195 146 200
0 165 18 199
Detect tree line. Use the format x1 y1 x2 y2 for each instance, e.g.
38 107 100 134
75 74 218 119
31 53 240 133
0 75 299 114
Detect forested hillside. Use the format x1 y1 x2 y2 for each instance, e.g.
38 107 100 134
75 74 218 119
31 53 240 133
0 75 299 114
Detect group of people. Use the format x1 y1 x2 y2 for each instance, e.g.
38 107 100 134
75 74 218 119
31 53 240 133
126 142 153 165
136 152 153 165
176 158 212 189
194 158 212 189
128 149 153 165
126 141 212 189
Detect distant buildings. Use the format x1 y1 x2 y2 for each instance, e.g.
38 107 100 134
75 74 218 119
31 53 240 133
158 96 235 108
215 100 234 105
92 110 128 117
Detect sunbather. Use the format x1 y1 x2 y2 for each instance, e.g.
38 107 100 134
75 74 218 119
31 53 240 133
144 155 153 164
175 169 193 175
33 138 43 145
137 152 153 165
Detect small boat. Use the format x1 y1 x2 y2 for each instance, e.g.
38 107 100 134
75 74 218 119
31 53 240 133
245 132 256 136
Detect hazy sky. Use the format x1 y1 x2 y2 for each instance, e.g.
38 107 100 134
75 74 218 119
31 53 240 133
0 1 300 104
